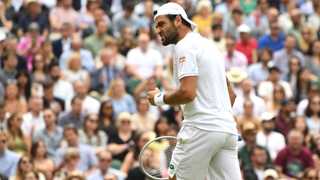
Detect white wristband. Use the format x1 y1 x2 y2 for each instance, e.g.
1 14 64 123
154 92 166 106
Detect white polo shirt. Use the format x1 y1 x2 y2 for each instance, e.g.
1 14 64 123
173 32 237 135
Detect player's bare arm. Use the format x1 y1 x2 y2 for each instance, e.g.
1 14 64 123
147 76 197 106
226 77 236 106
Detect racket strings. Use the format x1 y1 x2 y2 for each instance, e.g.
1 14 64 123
139 136 177 180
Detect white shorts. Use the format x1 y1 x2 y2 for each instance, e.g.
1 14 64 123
169 125 242 180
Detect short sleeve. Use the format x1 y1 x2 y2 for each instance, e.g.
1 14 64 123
176 46 199 80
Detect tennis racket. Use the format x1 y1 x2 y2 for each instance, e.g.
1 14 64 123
139 136 177 180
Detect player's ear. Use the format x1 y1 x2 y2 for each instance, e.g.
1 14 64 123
174 15 182 27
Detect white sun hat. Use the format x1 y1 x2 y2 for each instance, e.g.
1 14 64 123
153 2 197 30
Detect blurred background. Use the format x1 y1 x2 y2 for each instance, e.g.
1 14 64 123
0 0 319 179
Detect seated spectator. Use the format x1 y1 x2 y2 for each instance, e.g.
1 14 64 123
245 0 269 38
284 56 303 101
224 8 244 39
224 36 248 71
65 171 86 180
33 108 63 158
275 129 314 179
248 48 272 86
108 112 135 164
275 99 296 137
112 1 141 38
17 23 45 71
0 130 20 179
52 22 74 59
258 22 285 52
233 78 266 117
238 121 272 169
15 70 32 101
11 155 45 180
154 117 170 138
49 0 80 31
30 140 55 180
98 100 117 138
31 53 47 84
192 0 213 36
104 78 137 116
4 82 28 115
0 103 7 131
126 32 163 81
131 96 157 132
273 34 305 79
236 100 261 132
87 150 126 180
121 131 154 175
258 66 293 102
6 113 30 155
58 96 84 129
294 116 311 146
72 80 100 114
242 146 274 180
299 26 315 55
48 62 74 102
0 52 19 85
55 125 98 171
0 1 13 32
303 95 320 136
59 35 95 72
117 26 137 56
235 24 258 64
21 96 44 138
17 0 49 36
63 53 89 84
266 84 287 114
306 0 320 31
42 80 65 114
256 112 286 160
211 23 226 54
84 19 113 58
91 48 122 94
78 113 108 152
53 147 81 180
306 40 320 77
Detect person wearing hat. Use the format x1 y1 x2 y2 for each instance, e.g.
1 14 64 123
256 112 286 160
263 169 279 180
235 23 258 64
150 2 241 180
239 121 273 171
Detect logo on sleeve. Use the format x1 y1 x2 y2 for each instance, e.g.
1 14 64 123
178 56 186 64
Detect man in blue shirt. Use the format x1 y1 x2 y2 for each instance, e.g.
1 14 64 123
55 125 98 171
0 131 20 178
258 22 285 52
87 150 126 180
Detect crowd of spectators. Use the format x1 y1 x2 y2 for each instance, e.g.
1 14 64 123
0 0 319 179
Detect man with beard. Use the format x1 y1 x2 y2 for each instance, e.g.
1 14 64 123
48 62 74 102
256 112 286 160
149 2 240 180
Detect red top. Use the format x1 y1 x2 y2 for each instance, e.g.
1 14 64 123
235 38 257 65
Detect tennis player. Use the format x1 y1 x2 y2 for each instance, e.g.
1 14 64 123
147 2 241 180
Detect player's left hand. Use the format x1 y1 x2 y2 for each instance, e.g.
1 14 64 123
147 88 160 105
